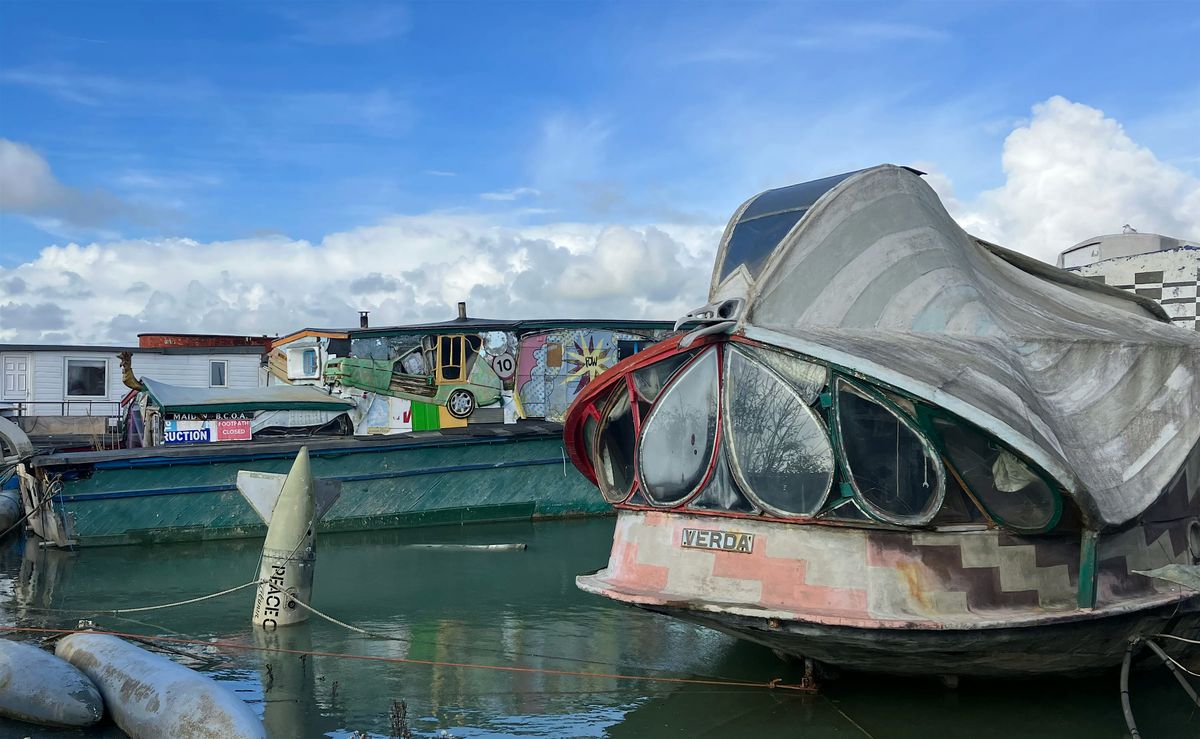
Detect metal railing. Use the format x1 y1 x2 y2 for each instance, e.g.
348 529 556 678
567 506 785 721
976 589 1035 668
0 400 123 418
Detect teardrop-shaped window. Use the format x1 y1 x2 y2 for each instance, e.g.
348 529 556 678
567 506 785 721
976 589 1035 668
744 346 826 405
632 349 699 404
594 380 637 503
638 348 719 506
835 378 944 526
724 347 834 516
930 415 1058 532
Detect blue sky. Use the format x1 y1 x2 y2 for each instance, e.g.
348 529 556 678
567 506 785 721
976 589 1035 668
1 1 1199 341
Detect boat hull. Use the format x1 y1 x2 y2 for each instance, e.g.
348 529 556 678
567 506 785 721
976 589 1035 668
641 600 1200 677
575 509 1200 678
26 423 605 547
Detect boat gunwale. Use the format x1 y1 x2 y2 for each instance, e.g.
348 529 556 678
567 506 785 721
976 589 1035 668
27 421 567 470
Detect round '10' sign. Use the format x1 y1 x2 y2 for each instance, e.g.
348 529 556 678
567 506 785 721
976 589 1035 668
491 352 517 380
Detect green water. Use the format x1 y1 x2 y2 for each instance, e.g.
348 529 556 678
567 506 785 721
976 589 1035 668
0 518 1195 738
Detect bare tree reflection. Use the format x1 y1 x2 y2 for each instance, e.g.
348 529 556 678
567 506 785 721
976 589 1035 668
726 349 833 514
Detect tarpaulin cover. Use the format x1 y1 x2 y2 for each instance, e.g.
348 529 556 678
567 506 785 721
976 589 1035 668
712 164 1200 527
142 377 354 414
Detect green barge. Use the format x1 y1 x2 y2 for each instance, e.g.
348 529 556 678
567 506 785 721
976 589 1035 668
22 421 603 547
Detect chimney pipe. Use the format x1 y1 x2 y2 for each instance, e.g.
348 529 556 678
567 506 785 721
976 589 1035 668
358 311 369 328
457 301 467 321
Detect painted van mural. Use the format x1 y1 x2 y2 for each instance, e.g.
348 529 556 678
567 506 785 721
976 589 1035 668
515 329 658 422
313 312 671 429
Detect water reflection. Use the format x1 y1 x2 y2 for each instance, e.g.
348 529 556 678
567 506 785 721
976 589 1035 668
0 520 1196 737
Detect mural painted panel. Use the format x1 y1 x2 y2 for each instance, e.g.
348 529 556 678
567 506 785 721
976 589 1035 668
516 330 660 422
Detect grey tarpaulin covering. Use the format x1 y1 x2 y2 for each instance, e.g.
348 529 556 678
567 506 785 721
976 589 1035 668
142 378 354 414
712 164 1200 527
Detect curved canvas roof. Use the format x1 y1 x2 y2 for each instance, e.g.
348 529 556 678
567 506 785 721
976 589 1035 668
715 164 1200 527
142 378 354 414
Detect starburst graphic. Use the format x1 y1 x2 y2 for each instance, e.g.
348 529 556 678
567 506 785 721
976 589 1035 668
563 335 613 394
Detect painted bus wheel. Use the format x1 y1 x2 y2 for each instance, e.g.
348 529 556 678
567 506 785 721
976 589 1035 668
447 389 476 418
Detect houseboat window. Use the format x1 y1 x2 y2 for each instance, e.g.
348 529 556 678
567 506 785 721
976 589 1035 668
595 382 637 503
400 347 427 375
744 346 826 405
440 336 462 381
618 339 649 360
931 466 987 525
835 378 944 526
209 360 228 388
689 448 757 513
639 348 719 506
930 415 1057 531
725 347 833 516
632 350 698 404
65 358 107 398
582 414 599 469
302 349 318 377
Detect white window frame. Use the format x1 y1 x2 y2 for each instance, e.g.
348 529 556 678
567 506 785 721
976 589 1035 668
64 357 109 399
209 359 229 388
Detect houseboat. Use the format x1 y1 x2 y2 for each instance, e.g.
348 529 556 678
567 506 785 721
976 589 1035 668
8 312 670 547
565 164 1200 677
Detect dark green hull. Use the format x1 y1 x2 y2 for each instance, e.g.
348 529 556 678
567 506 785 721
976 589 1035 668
28 423 608 547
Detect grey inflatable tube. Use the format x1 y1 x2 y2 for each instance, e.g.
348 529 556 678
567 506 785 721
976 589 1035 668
56 633 265 739
0 639 104 727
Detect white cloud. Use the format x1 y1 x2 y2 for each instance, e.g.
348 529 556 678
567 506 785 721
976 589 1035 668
930 96 1200 262
480 187 540 202
4 95 1197 344
0 216 722 344
0 138 157 230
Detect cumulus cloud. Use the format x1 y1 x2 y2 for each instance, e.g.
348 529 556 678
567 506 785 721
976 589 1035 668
0 138 157 230
0 217 721 343
931 96 1200 262
3 95 1196 344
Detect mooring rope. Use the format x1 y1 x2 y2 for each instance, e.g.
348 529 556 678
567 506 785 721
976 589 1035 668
1119 634 1200 737
17 580 263 616
285 592 378 638
20 579 733 676
0 625 816 692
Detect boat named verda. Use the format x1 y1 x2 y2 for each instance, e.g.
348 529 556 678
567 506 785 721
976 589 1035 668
565 164 1200 677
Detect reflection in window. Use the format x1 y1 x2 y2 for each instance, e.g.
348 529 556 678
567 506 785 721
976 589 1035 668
639 349 718 506
725 348 833 516
595 382 637 503
632 350 697 404
931 416 1057 531
745 346 826 405
836 379 944 525
689 449 757 513
66 359 107 398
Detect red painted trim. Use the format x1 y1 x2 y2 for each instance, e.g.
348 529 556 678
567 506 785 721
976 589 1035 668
563 333 723 482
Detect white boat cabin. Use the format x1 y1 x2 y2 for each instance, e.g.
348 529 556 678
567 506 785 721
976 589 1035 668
0 343 264 421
